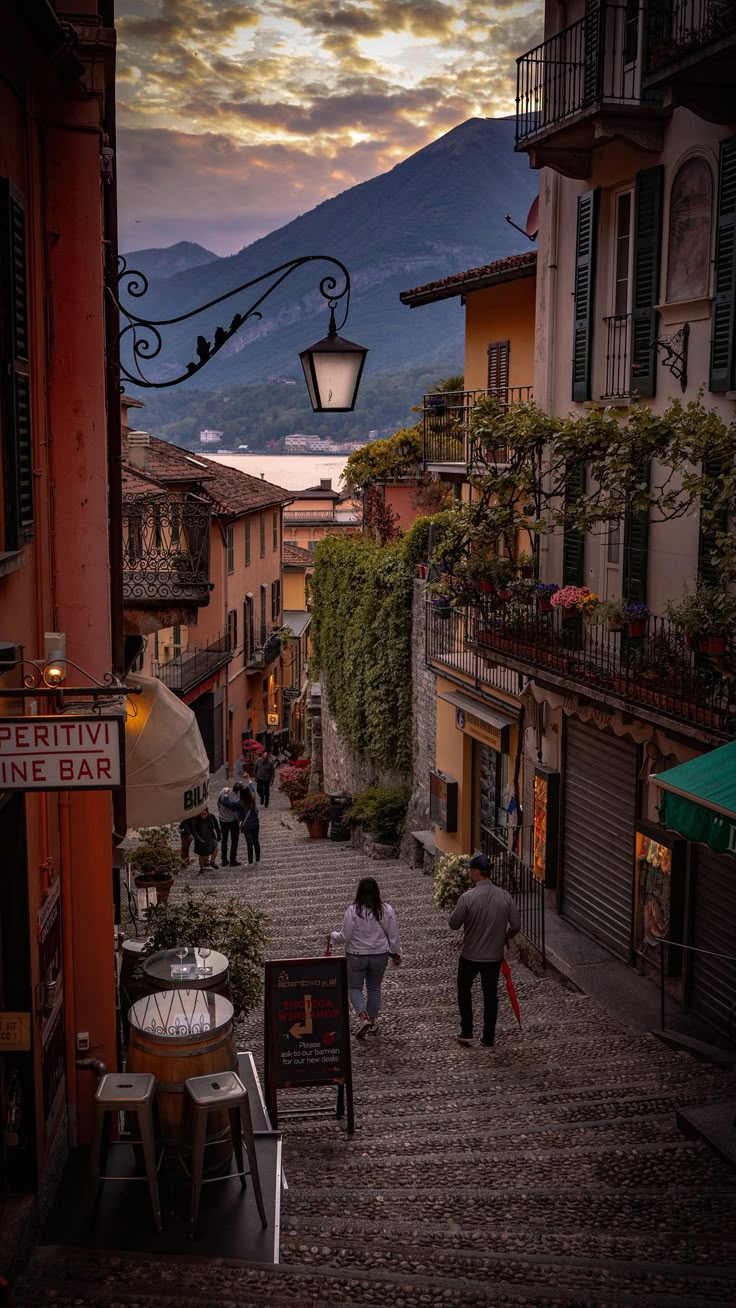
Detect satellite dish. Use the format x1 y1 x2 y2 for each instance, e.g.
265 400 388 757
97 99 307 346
525 195 539 241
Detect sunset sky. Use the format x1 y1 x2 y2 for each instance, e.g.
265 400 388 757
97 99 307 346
116 0 542 255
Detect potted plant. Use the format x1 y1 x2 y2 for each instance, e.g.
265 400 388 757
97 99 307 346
551 584 591 620
294 792 332 839
349 784 410 850
471 559 496 595
128 826 179 905
577 590 601 622
623 601 650 638
432 853 472 911
277 764 310 807
591 597 626 632
665 585 736 654
517 550 535 579
431 595 452 619
536 582 559 612
240 737 265 767
492 557 516 600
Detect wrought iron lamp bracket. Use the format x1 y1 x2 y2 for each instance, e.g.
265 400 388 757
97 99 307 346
651 321 689 392
112 254 352 391
0 658 140 713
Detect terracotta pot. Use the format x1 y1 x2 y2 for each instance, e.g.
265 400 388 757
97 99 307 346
698 634 727 654
497 588 512 601
627 620 646 638
305 819 329 840
520 566 534 579
560 606 578 621
538 597 552 612
478 578 494 594
134 875 172 905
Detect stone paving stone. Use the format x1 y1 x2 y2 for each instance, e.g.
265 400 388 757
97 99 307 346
14 781 736 1306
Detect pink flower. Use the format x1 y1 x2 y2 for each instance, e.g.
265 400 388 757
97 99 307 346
550 585 591 610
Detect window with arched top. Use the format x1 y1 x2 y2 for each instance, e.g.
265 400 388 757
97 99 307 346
666 157 713 302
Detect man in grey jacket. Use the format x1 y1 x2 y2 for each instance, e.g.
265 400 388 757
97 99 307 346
449 852 521 1048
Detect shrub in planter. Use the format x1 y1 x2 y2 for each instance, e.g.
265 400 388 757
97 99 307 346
517 550 535 579
278 764 310 805
129 826 179 902
433 853 472 911
294 791 332 838
665 584 736 650
143 887 269 1019
349 784 411 846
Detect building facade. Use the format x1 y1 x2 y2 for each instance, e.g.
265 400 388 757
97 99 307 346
283 478 361 551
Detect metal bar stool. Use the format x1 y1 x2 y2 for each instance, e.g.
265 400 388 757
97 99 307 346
184 1070 268 1238
89 1072 164 1232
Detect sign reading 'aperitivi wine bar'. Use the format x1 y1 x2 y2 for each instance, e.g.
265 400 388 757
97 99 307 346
0 716 123 789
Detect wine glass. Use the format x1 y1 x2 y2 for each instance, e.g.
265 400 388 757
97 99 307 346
174 939 187 975
198 944 212 977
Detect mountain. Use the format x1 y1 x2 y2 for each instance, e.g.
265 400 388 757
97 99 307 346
121 240 218 282
119 118 537 400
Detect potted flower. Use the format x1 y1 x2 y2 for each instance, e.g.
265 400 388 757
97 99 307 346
128 826 179 905
294 792 332 839
592 597 626 632
551 584 591 619
432 853 472 911
517 550 535 580
623 601 650 638
240 737 265 767
277 764 310 807
472 560 496 595
577 590 601 622
536 582 559 612
492 557 516 601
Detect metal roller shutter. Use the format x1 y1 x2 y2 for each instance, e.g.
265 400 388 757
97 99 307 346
690 848 736 1037
562 718 638 959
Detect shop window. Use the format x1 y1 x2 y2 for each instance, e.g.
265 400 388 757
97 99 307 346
666 157 713 303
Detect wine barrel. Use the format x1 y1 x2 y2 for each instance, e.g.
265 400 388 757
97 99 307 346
127 988 237 1175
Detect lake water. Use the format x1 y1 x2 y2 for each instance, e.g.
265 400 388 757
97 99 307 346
208 452 349 493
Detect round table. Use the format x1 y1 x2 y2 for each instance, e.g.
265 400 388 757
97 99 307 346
127 988 237 1171
142 947 231 1001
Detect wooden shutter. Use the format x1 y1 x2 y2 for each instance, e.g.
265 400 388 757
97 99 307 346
710 136 736 392
562 461 587 586
630 166 663 397
623 462 650 603
0 178 33 548
487 340 510 399
582 0 603 106
572 190 599 402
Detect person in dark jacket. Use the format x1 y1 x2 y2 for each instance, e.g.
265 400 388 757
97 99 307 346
217 783 245 866
189 807 221 873
449 853 520 1048
240 788 261 864
254 751 275 807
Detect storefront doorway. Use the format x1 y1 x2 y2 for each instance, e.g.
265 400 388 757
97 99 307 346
473 739 507 853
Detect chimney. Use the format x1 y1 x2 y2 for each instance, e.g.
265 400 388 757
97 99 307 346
127 430 150 472
320 478 332 491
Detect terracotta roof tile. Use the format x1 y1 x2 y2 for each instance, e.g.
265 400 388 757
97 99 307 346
400 250 537 306
283 542 314 567
121 434 292 516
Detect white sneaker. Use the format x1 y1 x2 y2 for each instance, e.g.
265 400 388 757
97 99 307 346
354 1015 371 1040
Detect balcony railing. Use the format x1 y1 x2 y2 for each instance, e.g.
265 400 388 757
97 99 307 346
516 4 645 145
425 601 526 699
645 0 736 73
245 629 282 672
156 629 231 696
422 388 532 469
602 313 633 398
454 595 736 739
123 493 211 608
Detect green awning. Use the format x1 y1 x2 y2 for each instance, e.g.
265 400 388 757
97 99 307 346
654 742 736 859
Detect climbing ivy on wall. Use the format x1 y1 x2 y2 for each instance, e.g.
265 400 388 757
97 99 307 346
310 534 416 772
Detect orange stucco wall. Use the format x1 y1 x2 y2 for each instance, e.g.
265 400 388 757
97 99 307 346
464 277 537 392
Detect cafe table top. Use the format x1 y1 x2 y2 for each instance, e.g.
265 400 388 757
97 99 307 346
142 947 228 987
128 988 234 1039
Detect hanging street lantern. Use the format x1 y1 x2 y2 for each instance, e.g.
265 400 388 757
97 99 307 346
300 306 368 412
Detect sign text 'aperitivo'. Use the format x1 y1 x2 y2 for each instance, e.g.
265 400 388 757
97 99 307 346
0 716 123 789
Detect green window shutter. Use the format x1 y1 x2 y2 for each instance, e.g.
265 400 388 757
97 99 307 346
572 189 599 402
487 340 510 398
583 0 603 107
710 135 736 392
630 166 663 398
0 178 34 549
698 458 727 584
562 461 587 586
623 462 650 603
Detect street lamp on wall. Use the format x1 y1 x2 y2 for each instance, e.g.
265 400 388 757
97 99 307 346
114 254 368 413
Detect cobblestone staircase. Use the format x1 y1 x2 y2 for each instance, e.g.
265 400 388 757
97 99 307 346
13 791 736 1307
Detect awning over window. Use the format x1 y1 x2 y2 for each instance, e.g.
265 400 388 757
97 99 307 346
126 673 210 829
653 742 736 859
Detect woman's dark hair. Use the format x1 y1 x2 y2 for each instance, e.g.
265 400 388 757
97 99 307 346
241 788 256 812
354 877 383 920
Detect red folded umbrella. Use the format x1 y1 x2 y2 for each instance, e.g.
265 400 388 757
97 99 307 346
501 959 522 1029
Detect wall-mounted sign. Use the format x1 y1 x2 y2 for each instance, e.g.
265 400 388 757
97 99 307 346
0 716 123 789
533 766 560 886
634 822 686 973
0 1012 31 1051
267 712 280 726
430 769 458 833
455 705 508 753
264 956 354 1132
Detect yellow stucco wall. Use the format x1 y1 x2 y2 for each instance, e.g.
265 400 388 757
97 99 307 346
283 567 307 610
464 277 536 391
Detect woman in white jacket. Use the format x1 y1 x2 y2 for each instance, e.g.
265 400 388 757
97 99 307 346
330 877 402 1038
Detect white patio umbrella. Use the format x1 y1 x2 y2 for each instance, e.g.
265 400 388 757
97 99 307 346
125 673 210 828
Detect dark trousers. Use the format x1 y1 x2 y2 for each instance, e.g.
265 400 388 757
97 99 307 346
244 828 260 863
457 956 502 1044
220 820 239 864
256 779 270 807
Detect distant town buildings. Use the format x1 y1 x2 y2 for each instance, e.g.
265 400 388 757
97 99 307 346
199 429 223 444
284 434 367 454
